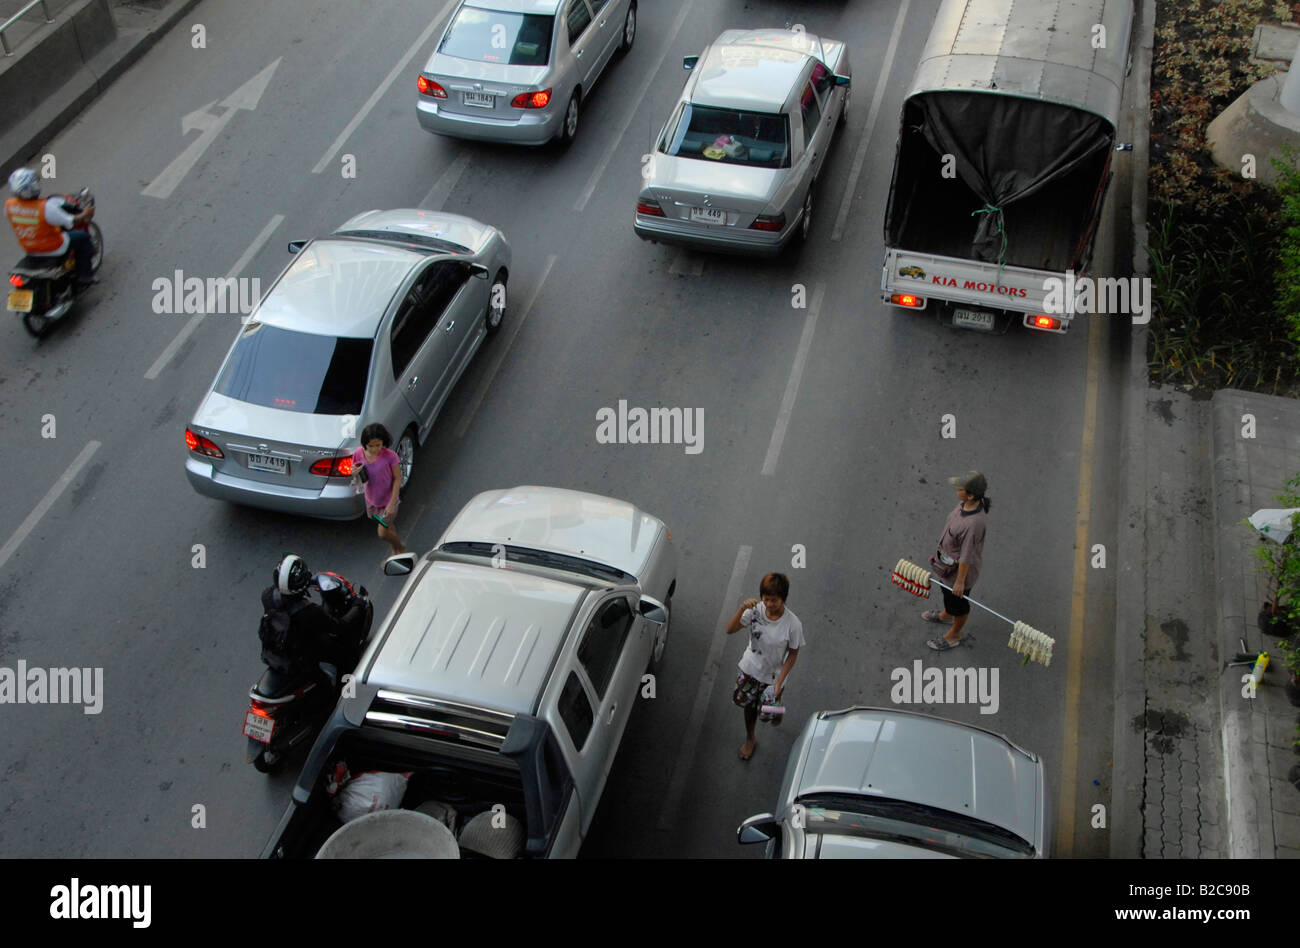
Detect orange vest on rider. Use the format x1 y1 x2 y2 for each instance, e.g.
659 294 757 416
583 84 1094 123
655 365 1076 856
5 197 64 254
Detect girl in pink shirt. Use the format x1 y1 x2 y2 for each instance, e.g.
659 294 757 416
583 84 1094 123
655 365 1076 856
352 423 407 558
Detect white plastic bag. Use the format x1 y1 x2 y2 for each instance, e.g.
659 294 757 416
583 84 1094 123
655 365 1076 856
332 769 411 824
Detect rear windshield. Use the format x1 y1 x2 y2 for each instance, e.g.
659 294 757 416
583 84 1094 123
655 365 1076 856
439 6 554 66
214 323 372 416
660 104 790 169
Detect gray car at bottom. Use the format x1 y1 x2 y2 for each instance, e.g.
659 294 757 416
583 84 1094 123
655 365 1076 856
185 209 511 520
738 706 1048 858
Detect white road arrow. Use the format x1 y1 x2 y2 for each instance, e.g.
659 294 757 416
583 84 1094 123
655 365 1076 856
142 58 282 199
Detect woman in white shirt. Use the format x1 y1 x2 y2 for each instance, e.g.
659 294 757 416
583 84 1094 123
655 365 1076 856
726 572 805 761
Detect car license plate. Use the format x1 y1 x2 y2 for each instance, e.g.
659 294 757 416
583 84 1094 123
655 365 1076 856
243 710 274 743
7 289 33 313
247 453 288 474
953 308 996 331
462 92 495 108
689 207 726 225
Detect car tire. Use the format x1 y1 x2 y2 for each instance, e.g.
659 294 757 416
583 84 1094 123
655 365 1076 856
838 86 850 126
485 269 507 335
557 91 580 147
396 426 417 492
797 186 815 246
618 2 637 54
648 593 671 674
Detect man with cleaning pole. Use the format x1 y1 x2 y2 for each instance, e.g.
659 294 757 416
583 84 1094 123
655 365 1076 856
923 471 990 651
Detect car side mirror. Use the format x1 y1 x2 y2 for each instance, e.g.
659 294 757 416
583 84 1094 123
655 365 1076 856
638 595 668 624
737 813 779 845
683 55 698 70
383 553 417 576
467 263 490 279
834 74 850 86
287 240 306 254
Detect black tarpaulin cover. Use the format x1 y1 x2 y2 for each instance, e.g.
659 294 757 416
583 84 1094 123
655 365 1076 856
910 92 1113 263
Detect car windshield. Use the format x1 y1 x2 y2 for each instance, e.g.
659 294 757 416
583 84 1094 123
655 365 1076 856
439 542 633 584
439 6 554 66
214 323 373 416
796 793 1036 858
659 104 790 169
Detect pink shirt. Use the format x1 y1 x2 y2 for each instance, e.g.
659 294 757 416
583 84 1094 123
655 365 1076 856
352 447 400 508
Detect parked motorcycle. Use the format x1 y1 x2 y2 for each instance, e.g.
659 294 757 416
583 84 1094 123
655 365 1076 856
6 188 102 338
243 572 373 774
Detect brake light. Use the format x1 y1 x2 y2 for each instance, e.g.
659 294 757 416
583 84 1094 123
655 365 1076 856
309 455 354 477
8 274 25 287
185 428 224 458
248 702 275 716
511 88 551 108
891 293 924 308
636 199 665 217
1027 314 1063 331
749 213 785 232
418 75 447 98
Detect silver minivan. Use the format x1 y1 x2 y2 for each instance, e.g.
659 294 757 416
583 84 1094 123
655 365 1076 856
417 0 636 146
738 706 1049 858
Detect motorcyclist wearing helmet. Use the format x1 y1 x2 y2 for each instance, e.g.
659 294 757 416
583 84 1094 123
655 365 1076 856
260 553 367 683
4 168 95 285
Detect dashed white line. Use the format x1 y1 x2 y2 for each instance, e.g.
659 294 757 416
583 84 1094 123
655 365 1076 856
311 0 455 175
762 282 825 476
0 441 101 575
656 544 753 831
831 0 911 242
420 152 472 210
144 213 284 380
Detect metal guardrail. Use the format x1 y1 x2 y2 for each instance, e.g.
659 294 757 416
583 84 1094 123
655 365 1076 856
1 0 56 56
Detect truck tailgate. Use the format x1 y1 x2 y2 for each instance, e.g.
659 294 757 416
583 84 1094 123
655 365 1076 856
882 248 1060 316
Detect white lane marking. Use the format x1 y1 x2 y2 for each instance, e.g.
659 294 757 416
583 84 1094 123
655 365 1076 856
0 441 101 575
668 249 704 276
656 544 752 831
420 151 472 210
831 0 911 242
762 282 825 476
144 214 285 380
454 253 558 439
311 0 456 174
572 1 692 213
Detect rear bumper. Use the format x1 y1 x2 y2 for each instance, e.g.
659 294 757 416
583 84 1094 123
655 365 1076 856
416 98 559 145
185 456 364 520
633 215 790 258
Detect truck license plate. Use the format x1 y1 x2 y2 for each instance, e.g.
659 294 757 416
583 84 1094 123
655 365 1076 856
7 289 33 313
953 308 996 331
243 710 274 743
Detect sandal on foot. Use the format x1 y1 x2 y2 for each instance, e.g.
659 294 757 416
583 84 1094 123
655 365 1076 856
927 636 960 651
921 610 946 623
739 742 756 761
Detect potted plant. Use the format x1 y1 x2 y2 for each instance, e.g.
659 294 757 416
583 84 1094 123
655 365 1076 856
1247 474 1300 637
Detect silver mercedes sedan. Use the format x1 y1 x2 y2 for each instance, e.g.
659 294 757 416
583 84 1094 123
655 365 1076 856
184 210 511 520
634 28 851 256
416 0 636 146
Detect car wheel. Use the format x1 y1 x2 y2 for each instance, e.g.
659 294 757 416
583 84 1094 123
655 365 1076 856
396 427 417 491
838 86 850 126
485 270 507 335
618 2 637 53
798 186 815 245
649 594 671 673
557 92 580 146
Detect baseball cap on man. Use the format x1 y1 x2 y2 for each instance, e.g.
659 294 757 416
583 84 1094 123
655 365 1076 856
948 470 987 496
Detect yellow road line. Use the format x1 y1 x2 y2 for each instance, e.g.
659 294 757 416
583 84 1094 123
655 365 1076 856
1056 315 1104 857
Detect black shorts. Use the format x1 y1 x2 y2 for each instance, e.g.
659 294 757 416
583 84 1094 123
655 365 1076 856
942 585 973 617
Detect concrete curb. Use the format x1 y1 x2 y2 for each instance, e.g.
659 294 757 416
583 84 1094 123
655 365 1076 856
1109 0 1154 860
1211 392 1263 858
0 0 203 173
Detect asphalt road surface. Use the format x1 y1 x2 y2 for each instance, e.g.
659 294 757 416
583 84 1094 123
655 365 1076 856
0 0 1130 858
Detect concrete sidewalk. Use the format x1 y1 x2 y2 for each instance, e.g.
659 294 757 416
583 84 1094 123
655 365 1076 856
0 0 201 174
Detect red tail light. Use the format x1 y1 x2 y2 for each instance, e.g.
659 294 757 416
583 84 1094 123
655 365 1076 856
891 293 924 308
248 701 275 715
749 214 785 232
1026 314 1063 331
8 274 26 287
636 199 665 217
511 88 551 108
185 428 224 458
309 455 355 477
418 75 447 98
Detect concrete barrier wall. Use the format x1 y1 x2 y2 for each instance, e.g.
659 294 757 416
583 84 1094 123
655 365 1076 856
0 0 116 137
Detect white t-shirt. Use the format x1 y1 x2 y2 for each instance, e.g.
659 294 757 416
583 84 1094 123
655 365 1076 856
737 605 804 684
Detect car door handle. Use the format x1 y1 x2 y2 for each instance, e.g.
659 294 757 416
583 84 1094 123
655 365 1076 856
407 376 419 390
576 48 584 57
443 321 455 333
606 702 617 724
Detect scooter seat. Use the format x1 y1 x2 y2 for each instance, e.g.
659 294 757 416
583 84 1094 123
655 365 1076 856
254 665 318 699
12 255 69 278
